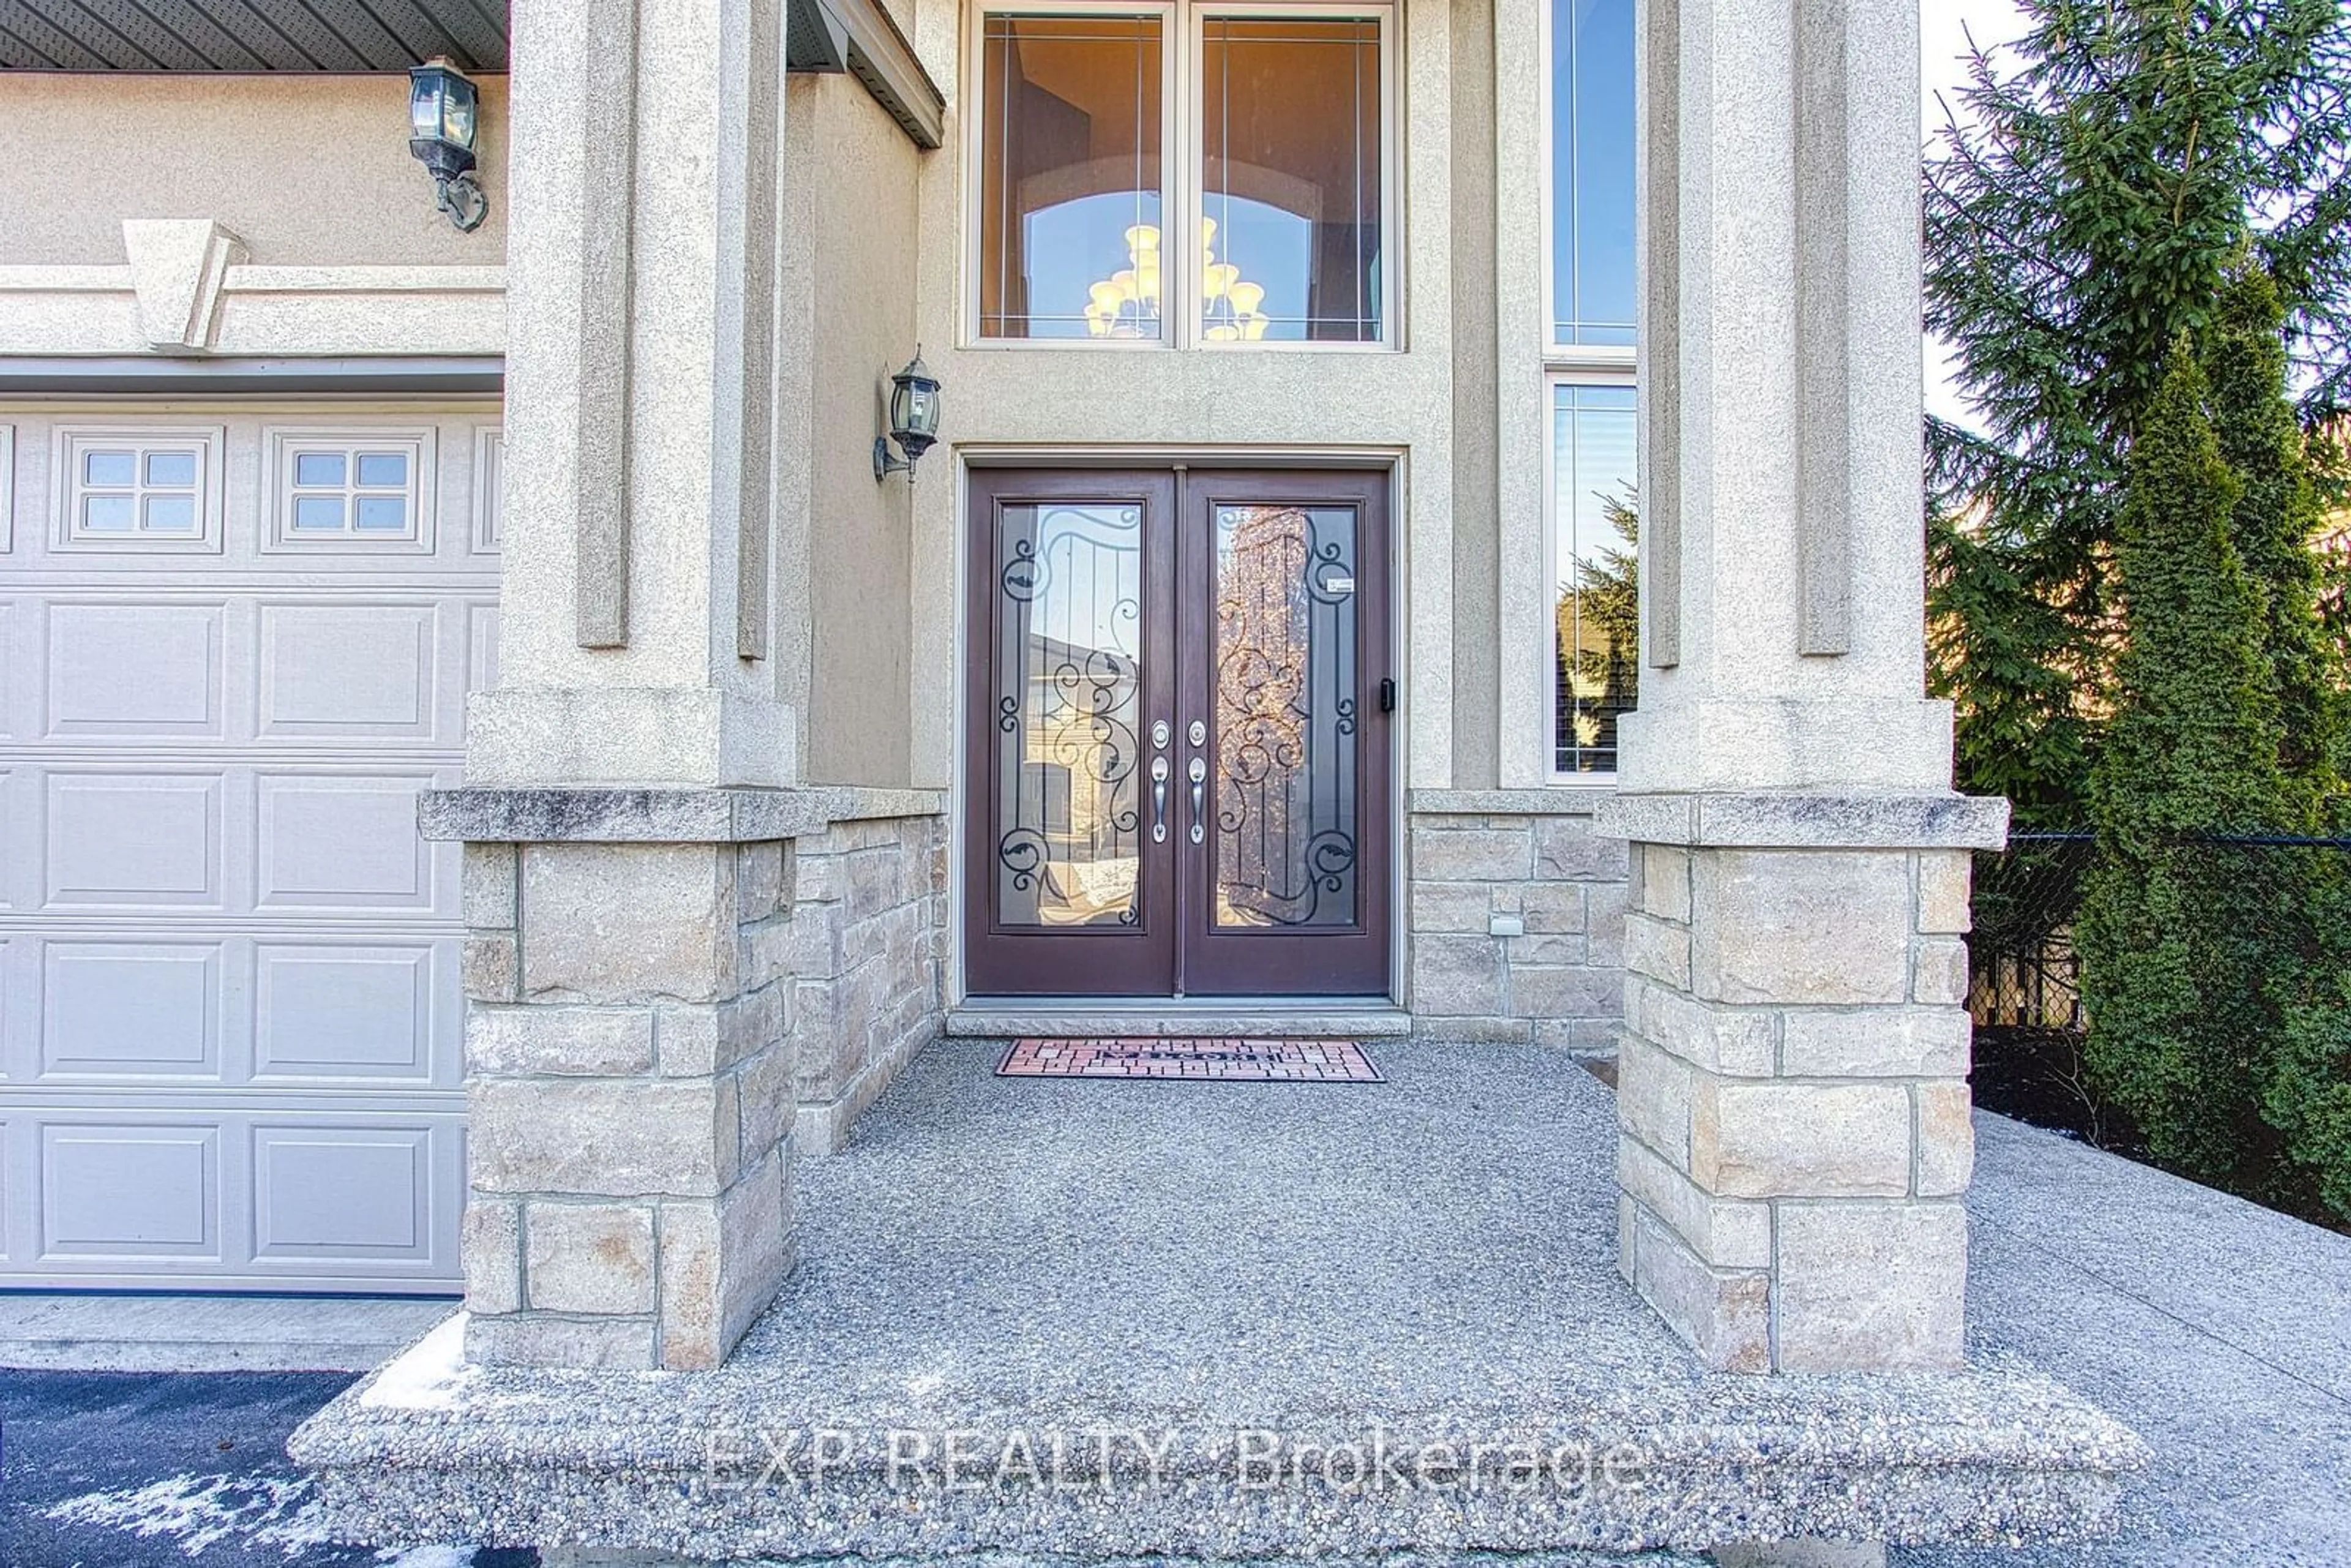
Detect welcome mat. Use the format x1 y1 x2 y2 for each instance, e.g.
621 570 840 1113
997 1037 1385 1083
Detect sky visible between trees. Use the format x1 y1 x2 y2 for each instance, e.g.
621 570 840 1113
1924 0 2032 433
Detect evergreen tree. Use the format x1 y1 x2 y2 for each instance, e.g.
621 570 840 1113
2203 269 2351 1214
2075 345 2290 1191
1924 0 2351 821
2266 860 2351 1219
1928 514 2093 826
2201 258 2347 812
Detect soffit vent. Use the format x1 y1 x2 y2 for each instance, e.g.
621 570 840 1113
1 1 509 73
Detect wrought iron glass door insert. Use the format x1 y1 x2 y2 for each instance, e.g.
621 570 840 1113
964 468 1391 997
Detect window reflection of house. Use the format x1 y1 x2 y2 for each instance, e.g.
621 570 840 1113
1214 505 1357 928
1554 515 1638 773
1022 629 1141 925
1551 384 1638 773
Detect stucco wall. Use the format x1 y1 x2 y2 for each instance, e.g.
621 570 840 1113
1450 0 1503 791
0 72 508 266
787 73 923 789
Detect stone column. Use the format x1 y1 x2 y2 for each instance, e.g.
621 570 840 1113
433 0 801 1370
1597 0 2006 1373
444 803 811 1371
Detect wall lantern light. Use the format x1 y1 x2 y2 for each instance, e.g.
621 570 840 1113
408 59 489 233
873 350 943 484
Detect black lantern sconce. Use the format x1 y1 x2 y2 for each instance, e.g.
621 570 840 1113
873 350 943 484
408 59 489 233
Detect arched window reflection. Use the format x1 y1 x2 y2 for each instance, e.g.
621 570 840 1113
1201 15 1383 342
979 14 1163 340
975 7 1387 346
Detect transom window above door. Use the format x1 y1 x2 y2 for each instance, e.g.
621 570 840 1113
971 2 1393 347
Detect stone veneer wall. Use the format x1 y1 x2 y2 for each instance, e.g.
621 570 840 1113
788 813 948 1155
456 838 800 1370
452 803 947 1370
1406 793 1627 1048
1610 834 1979 1373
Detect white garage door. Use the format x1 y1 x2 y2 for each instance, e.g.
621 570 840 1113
0 406 497 1292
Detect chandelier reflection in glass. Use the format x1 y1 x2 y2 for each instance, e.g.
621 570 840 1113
1081 217 1270 342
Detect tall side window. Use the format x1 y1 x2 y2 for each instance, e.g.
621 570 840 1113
1551 382 1637 773
1546 0 1637 775
1548 0 1635 348
971 3 1392 347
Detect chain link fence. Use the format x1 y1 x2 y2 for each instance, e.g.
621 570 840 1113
1968 830 2351 1161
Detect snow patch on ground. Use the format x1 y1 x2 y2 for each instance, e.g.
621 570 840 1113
40 1468 486 1563
359 1313 473 1411
42 1469 332 1557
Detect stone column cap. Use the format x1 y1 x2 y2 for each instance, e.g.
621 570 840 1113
419 786 945 844
1595 790 2009 850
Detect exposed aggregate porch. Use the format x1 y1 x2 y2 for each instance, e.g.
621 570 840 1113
294 1042 2140 1562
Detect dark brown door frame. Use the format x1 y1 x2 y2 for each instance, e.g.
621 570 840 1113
961 462 1394 1000
962 468 1177 997
1178 468 1392 996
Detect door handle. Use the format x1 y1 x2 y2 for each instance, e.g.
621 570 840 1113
1187 755 1206 845
1150 755 1169 844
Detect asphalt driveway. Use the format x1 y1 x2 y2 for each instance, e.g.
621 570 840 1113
0 1367 530 1567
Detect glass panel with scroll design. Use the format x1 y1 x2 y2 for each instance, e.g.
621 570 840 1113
1212 503 1358 928
993 502 1146 928
979 13 1164 340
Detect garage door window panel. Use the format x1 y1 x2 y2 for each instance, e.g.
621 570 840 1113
471 426 503 552
53 427 223 552
1 424 16 550
266 429 434 551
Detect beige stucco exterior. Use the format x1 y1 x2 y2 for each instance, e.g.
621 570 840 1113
0 4 1556 802
0 74 509 361
787 72 924 789
0 0 1594 1022
0 72 510 266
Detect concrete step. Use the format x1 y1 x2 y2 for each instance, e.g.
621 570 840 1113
538 1552 1720 1567
300 1319 2124 1564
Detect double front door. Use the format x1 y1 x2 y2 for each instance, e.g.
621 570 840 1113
964 468 1392 998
